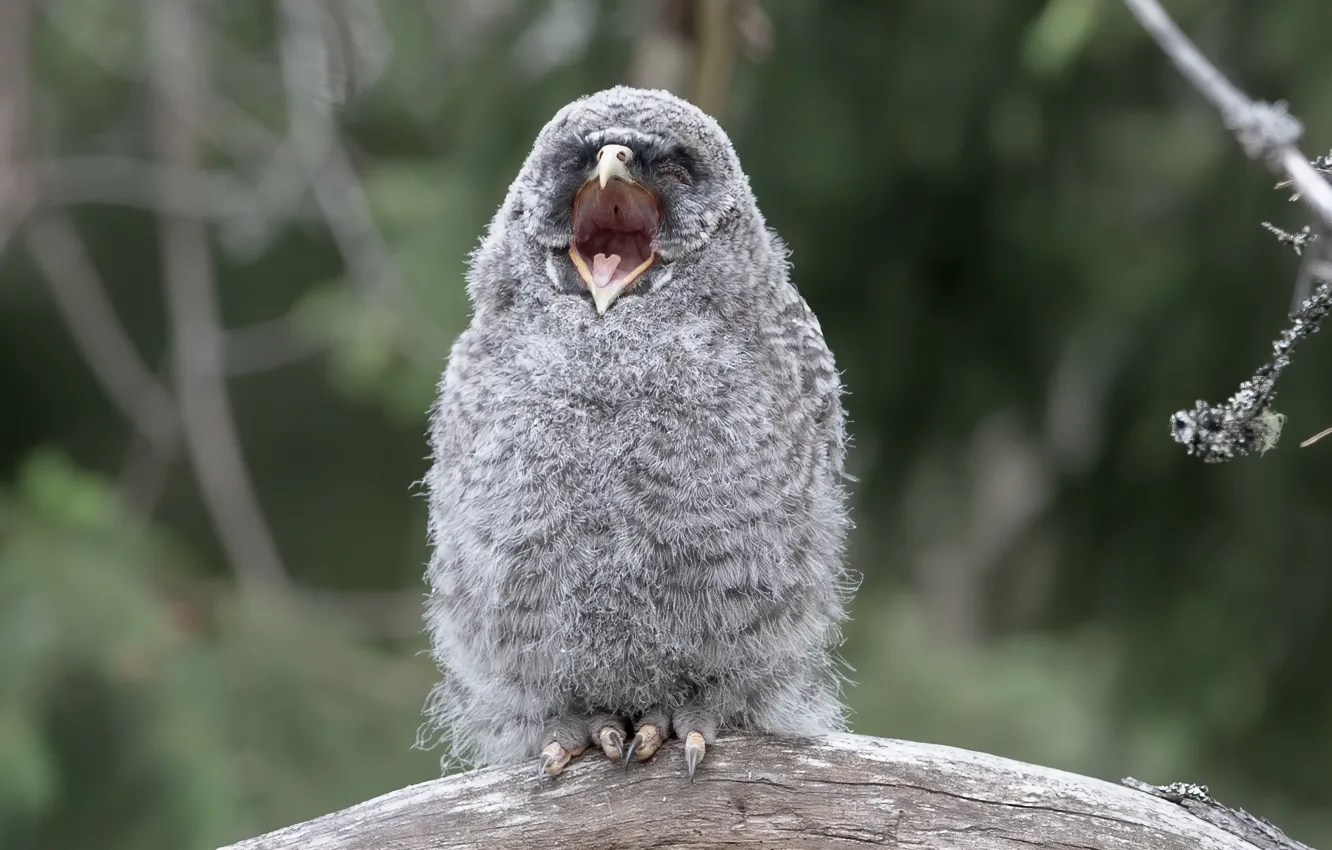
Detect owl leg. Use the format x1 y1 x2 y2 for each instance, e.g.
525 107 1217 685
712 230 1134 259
537 715 590 779
673 702 721 781
623 706 671 766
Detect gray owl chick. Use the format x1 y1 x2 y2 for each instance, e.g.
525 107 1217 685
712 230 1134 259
423 86 854 780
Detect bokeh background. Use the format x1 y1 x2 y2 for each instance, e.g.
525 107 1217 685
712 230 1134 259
2 1 1331 848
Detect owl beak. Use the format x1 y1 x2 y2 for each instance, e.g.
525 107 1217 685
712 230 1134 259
569 145 659 315
596 144 634 188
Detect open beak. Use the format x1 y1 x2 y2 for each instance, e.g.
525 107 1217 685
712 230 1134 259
570 144 658 315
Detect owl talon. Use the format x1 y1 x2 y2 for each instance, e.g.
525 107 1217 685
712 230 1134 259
597 726 625 761
684 731 706 781
625 722 666 766
539 742 568 778
538 741 585 779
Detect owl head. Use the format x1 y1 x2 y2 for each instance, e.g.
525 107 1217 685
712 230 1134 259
500 86 756 315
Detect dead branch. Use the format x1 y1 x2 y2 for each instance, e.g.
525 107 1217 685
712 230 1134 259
150 0 288 589
1120 0 1332 224
23 214 181 449
224 316 324 377
1118 0 1332 461
276 0 445 365
1123 778 1318 850
215 733 1311 850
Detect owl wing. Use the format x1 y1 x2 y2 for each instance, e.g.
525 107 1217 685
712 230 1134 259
765 259 848 480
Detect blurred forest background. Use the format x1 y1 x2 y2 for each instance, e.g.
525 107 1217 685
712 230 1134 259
2 1 1331 848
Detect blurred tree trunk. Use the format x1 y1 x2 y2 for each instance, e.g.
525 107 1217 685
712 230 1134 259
628 0 695 97
693 0 738 117
0 0 32 226
628 0 770 118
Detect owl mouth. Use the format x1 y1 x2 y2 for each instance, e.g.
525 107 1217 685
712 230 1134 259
569 177 658 315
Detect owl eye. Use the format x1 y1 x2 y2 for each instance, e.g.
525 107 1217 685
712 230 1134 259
655 158 693 185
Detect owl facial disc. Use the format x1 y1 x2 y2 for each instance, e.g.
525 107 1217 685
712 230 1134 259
569 144 659 315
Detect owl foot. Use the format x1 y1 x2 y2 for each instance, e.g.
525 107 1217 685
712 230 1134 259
623 706 671 767
674 702 720 782
591 713 627 762
538 741 584 778
536 715 590 779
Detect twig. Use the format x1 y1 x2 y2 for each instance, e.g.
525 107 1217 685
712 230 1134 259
1288 220 1328 312
27 208 183 526
1120 0 1332 461
116 424 180 526
1171 277 1331 462
29 0 435 368
278 0 444 365
322 0 394 104
7 156 288 220
150 0 288 589
1120 0 1332 226
209 0 340 257
1122 778 1317 850
1260 222 1316 257
24 213 181 449
34 2 335 253
1300 425 1332 448
225 315 324 376
114 351 182 526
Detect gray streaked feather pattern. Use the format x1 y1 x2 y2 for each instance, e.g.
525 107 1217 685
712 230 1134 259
423 86 855 769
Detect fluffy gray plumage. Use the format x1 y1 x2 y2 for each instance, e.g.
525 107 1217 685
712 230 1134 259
423 86 854 771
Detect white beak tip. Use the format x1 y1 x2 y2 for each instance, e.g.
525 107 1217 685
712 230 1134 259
596 144 633 190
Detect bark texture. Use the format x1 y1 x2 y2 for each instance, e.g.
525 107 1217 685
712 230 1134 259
216 733 1316 850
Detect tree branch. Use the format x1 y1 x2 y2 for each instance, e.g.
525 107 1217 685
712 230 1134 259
8 156 286 220
1118 0 1332 461
150 0 288 589
1120 0 1332 225
1123 778 1318 850
224 315 324 376
24 212 181 449
215 733 1310 850
276 0 445 366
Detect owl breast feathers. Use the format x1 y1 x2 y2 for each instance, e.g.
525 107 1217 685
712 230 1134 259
423 86 854 775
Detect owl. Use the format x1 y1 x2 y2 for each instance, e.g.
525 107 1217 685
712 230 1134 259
423 86 854 780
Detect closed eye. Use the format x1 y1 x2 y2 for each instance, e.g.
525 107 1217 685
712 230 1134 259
656 158 693 185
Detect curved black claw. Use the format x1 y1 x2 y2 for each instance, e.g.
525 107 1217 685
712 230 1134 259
622 721 667 769
684 731 706 782
537 741 576 780
598 727 625 762
622 731 643 770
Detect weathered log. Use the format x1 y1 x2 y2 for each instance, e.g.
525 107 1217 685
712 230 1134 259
216 732 1314 849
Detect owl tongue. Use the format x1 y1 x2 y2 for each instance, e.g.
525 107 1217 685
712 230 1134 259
591 253 622 289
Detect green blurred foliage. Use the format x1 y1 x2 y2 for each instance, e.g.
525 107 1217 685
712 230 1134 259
0 452 437 849
2 0 1332 847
